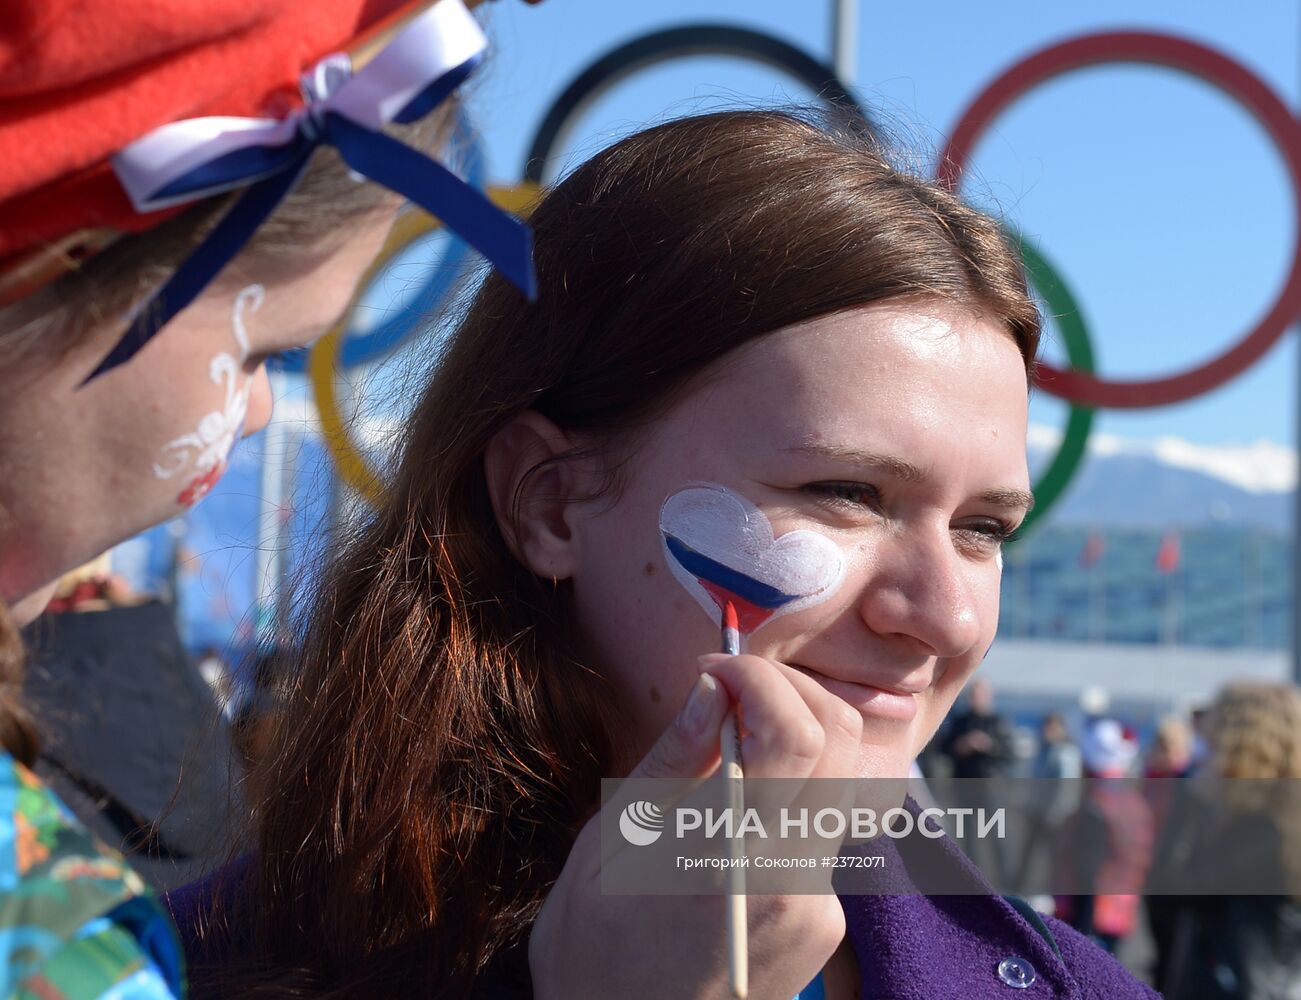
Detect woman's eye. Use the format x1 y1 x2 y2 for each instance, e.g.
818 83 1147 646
954 519 1018 551
805 482 882 510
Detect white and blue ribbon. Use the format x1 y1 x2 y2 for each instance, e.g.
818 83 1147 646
87 0 535 382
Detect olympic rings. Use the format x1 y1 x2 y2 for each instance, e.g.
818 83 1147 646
310 183 542 501
1014 235 1096 537
523 24 870 181
939 31 1301 408
309 25 1297 539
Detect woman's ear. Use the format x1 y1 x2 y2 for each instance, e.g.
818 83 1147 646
484 411 586 580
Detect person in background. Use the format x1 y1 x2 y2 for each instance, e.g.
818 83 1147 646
1015 711 1082 891
942 678 1015 779
1188 705 1212 773
1054 718 1154 955
1145 717 1194 786
1140 714 1194 989
940 677 1015 884
41 556 141 614
195 648 235 720
0 1 538 995
229 649 290 811
1160 683 1301 1000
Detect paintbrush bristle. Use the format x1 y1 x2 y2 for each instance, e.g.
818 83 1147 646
723 600 739 632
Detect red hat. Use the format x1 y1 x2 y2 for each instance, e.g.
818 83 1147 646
0 0 437 302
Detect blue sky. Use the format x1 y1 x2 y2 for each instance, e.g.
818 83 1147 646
452 0 1300 451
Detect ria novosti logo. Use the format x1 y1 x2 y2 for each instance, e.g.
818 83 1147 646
619 801 665 846
617 802 1006 845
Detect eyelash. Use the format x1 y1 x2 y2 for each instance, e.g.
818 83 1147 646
803 481 1019 548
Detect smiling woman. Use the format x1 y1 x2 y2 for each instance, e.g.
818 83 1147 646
179 108 1155 999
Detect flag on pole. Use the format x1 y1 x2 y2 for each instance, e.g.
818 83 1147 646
1156 532 1181 575
1080 531 1105 569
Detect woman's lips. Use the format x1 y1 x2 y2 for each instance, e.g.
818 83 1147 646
796 667 921 722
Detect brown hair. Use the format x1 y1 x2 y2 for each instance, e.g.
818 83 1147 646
1209 682 1301 781
1206 682 1301 893
215 108 1040 997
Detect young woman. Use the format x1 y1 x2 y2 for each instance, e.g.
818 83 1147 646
183 108 1158 998
0 1 535 995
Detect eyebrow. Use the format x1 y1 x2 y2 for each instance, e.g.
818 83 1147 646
783 443 1036 513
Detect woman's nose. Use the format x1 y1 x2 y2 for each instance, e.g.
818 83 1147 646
856 528 985 659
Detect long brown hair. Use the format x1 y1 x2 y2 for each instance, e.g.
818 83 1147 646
218 108 1041 997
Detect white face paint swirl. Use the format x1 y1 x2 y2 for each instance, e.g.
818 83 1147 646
658 482 846 635
152 284 262 486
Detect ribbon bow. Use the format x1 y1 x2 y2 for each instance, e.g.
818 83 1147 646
87 0 535 383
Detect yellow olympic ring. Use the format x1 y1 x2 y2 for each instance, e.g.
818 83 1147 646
310 182 542 503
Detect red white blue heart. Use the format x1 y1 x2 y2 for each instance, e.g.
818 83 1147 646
659 483 845 634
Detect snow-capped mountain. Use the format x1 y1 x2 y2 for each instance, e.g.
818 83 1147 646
1027 425 1293 532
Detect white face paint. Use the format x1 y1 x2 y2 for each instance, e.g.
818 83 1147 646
152 284 262 503
658 482 845 635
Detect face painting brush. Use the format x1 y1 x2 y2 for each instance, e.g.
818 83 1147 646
659 483 848 999
720 600 747 999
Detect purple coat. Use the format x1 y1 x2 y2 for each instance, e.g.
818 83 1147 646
838 824 1159 999
168 831 1159 998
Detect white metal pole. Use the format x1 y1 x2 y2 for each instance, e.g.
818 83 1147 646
832 0 858 84
256 369 288 642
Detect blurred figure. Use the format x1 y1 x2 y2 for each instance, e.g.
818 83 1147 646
942 679 1015 779
1054 718 1154 954
1142 715 1195 989
941 679 1015 884
43 555 141 614
1188 705 1213 773
22 597 240 891
195 647 235 720
229 649 288 809
1147 716 1194 781
1161 683 1301 1000
1015 711 1082 890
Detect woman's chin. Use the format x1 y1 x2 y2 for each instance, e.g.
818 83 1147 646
8 581 60 627
851 739 918 781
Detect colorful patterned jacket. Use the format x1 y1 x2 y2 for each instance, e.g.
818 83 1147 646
0 755 184 999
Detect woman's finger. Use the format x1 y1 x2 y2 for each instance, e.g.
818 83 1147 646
696 653 829 782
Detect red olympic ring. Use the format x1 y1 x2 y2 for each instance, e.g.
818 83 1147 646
938 32 1301 408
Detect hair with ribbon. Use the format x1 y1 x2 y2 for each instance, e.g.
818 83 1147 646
0 1 468 805
192 107 1040 997
0 0 534 381
0 5 519 772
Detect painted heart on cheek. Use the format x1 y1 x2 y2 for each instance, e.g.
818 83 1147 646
659 483 846 635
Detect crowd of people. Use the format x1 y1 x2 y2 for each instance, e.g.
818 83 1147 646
921 679 1301 997
1 1 1296 998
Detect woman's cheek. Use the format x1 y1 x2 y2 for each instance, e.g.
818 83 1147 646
152 284 265 509
980 561 1004 640
243 364 274 438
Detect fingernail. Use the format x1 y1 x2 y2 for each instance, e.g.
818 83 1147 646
698 653 730 669
681 673 718 736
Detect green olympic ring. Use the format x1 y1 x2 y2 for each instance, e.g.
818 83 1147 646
1014 233 1096 539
